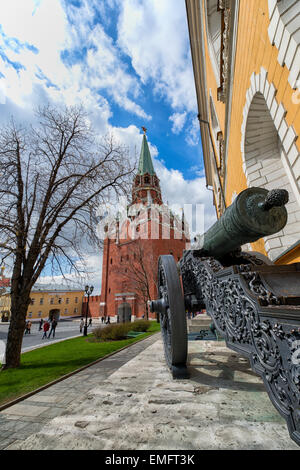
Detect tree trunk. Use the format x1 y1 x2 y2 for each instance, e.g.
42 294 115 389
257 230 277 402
2 292 30 369
145 301 149 320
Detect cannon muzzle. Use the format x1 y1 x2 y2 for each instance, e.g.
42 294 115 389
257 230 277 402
195 187 288 258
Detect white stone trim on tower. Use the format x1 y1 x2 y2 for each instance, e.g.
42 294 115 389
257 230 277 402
241 67 300 260
267 0 300 88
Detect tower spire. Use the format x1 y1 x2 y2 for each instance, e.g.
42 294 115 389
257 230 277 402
138 131 155 176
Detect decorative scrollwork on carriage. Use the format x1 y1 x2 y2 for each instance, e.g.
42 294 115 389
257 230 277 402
150 188 300 447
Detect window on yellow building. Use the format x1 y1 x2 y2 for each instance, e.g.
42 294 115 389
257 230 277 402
206 0 222 78
50 298 54 304
66 298 69 304
74 307 78 313
58 298 62 304
40 298 44 305
30 298 35 305
38 311 42 317
75 297 78 303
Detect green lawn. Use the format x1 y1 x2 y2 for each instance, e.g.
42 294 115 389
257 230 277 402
0 321 160 406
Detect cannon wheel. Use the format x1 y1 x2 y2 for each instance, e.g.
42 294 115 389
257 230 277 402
157 255 188 379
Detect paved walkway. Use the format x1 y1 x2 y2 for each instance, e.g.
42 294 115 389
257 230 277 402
0 334 159 450
0 335 299 450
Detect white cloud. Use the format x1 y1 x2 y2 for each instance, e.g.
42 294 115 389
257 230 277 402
169 112 187 134
153 160 217 235
185 116 200 146
117 0 197 113
38 253 103 293
0 0 151 125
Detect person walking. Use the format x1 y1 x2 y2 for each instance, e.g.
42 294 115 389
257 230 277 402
48 318 58 338
79 318 84 333
24 321 29 335
27 320 32 334
42 320 50 339
39 318 44 331
106 316 110 324
88 317 92 327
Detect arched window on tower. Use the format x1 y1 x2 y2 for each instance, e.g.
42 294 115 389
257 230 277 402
144 176 150 185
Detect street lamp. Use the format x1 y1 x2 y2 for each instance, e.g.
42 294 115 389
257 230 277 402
83 285 94 336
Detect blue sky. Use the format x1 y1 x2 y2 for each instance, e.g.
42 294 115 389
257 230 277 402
0 0 216 289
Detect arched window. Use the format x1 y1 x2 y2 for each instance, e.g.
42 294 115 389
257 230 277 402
244 92 300 260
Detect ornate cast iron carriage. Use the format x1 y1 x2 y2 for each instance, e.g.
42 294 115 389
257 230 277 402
149 187 300 447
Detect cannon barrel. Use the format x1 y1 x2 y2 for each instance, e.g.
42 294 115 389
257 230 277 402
195 187 288 258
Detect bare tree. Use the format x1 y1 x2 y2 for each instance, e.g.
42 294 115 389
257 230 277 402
116 239 157 320
0 105 135 369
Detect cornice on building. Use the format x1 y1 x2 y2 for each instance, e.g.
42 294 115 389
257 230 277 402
186 0 240 212
185 0 212 188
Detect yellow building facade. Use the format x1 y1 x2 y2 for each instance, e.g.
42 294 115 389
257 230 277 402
27 289 84 321
0 289 11 322
186 0 300 263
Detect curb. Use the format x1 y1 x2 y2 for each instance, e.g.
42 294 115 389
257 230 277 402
0 331 160 413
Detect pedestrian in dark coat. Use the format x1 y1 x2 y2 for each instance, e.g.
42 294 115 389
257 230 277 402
48 319 58 338
39 318 44 331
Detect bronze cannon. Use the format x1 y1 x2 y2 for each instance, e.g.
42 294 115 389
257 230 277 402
150 187 300 447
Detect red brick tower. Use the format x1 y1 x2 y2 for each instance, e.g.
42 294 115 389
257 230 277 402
93 130 189 321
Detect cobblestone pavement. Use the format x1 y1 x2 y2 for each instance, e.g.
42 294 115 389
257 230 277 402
1 336 299 450
0 334 159 450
